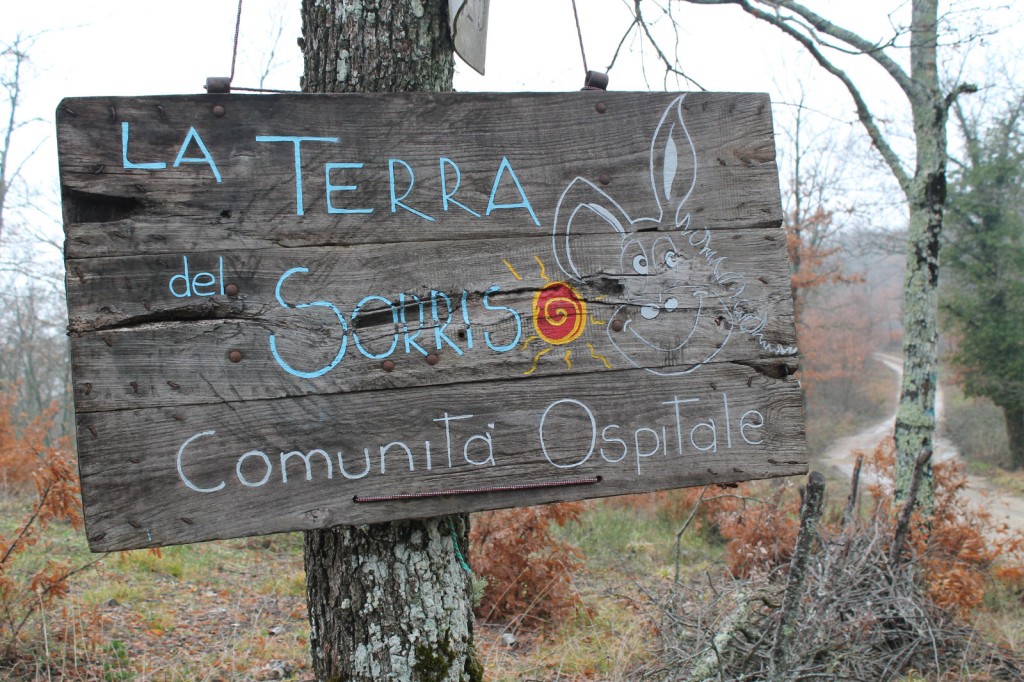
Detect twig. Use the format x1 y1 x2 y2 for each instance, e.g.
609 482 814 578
843 453 863 528
632 0 707 90
605 15 639 73
674 487 708 584
769 471 826 680
890 449 932 566
0 481 52 566
37 591 51 681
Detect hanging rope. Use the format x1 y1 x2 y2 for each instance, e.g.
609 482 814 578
446 518 472 574
571 0 589 76
572 0 609 91
230 0 244 84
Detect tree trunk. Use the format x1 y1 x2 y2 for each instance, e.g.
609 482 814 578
304 517 480 681
893 0 944 512
1003 404 1024 471
299 2 481 680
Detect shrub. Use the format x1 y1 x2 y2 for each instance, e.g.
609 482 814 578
861 437 1024 614
0 388 63 491
716 481 804 578
0 393 87 661
470 503 583 628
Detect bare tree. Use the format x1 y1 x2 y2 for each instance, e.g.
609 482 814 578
0 32 70 438
779 89 862 332
629 0 989 510
0 282 72 438
0 33 41 249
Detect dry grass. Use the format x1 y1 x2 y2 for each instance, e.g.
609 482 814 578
1 487 310 681
4 475 1024 681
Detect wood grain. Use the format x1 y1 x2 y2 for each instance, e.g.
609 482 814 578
57 91 807 551
78 364 805 551
58 92 781 258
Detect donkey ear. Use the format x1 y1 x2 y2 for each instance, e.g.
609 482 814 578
650 95 696 227
552 177 629 282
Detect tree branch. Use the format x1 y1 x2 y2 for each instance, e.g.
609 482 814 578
633 0 707 91
663 0 912 192
675 0 914 92
605 15 639 73
770 472 826 679
890 448 932 565
738 1 912 193
769 0 914 93
944 82 978 110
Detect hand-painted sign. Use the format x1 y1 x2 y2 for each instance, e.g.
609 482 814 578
58 92 806 551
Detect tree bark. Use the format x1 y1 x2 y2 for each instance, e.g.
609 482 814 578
303 517 480 681
892 0 944 512
1003 403 1024 471
299 2 481 680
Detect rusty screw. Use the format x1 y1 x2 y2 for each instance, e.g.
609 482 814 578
599 173 611 186
596 102 607 114
213 105 226 117
611 319 624 332
382 359 396 372
228 350 243 363
225 283 240 297
426 354 440 366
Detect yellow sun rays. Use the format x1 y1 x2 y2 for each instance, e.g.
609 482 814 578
506 257 612 375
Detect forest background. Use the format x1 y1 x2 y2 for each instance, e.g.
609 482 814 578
2 0 1024 679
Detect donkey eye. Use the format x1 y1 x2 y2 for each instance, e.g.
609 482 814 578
664 251 678 268
632 254 649 275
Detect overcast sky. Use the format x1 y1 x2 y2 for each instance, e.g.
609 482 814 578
4 0 1023 278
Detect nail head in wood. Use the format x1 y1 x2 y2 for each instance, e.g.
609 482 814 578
228 350 243 363
381 359 396 372
212 105 226 117
426 353 440 366
599 173 611 186
610 319 624 332
595 102 607 114
225 283 240 297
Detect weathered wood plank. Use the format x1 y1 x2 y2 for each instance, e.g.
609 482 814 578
69 319 797 413
77 363 805 551
65 231 791 331
66 228 797 411
58 92 781 259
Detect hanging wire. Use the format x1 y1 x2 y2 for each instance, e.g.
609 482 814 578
572 1 608 91
230 0 244 83
571 0 589 76
211 0 300 93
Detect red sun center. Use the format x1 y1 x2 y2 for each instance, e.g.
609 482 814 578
532 282 587 345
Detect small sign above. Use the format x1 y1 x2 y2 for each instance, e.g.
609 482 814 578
449 0 490 74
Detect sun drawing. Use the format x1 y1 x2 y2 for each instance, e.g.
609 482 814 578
503 256 612 375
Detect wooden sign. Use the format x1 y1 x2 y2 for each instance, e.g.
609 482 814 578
57 92 807 552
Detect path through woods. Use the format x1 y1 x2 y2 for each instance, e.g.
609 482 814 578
824 353 1024 532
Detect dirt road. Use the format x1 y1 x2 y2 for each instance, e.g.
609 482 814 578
824 353 1024 533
